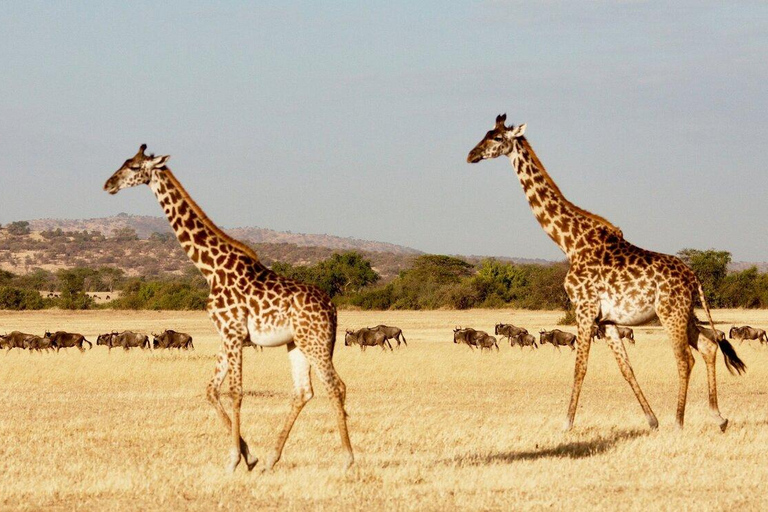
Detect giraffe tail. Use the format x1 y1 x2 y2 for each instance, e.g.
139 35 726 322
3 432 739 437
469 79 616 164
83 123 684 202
697 282 746 375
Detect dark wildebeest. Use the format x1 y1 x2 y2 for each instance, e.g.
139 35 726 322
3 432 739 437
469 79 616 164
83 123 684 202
539 329 577 351
592 324 635 345
45 331 92 352
453 327 489 350
97 331 149 351
153 330 194 350
242 339 263 352
729 325 768 345
370 325 407 348
510 332 538 349
24 335 54 353
476 334 499 352
344 328 392 351
1 331 36 352
495 323 528 344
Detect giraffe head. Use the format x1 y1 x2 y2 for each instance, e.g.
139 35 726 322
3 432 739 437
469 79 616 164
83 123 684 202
104 145 170 194
467 114 527 164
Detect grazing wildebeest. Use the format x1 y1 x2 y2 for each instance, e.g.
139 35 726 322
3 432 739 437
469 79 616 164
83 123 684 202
242 339 263 352
495 323 528 344
97 331 149 351
1 331 36 352
476 334 499 352
344 328 392 351
539 329 577 351
592 324 635 345
510 332 538 349
24 335 54 353
729 325 768 345
153 330 194 350
45 331 92 352
370 325 407 348
453 327 489 350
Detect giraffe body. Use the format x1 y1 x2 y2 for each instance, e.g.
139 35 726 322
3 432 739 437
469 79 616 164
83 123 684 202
105 145 353 472
468 115 745 432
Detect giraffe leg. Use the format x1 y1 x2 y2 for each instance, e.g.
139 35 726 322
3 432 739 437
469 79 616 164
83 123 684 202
603 325 658 429
563 304 598 432
690 327 728 431
302 342 354 470
265 343 314 470
206 346 257 473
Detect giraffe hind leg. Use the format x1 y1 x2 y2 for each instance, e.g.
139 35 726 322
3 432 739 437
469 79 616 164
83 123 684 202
265 342 314 470
688 320 729 431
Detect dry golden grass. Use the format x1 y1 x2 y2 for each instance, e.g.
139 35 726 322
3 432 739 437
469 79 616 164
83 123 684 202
1 308 767 511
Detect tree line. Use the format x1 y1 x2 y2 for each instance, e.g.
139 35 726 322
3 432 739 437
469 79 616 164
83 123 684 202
1 248 766 311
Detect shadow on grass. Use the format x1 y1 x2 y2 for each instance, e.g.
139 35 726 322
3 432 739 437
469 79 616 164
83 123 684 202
447 429 648 466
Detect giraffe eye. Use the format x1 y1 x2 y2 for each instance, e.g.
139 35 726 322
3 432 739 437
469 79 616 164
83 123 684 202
493 136 503 141
129 165 140 171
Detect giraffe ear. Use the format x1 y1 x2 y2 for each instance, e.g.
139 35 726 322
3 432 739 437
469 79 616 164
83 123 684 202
510 123 526 137
151 155 170 167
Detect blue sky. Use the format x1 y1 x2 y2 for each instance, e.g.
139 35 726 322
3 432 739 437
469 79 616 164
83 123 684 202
1 1 766 261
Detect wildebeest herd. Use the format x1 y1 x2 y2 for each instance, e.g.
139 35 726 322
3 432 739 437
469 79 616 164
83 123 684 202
0 329 193 352
451 322 768 352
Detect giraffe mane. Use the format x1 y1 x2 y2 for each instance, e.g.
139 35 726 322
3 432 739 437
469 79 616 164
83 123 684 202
519 137 622 235
161 168 261 262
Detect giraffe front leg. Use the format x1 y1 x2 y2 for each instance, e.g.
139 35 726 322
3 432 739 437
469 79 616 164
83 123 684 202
265 343 314 470
603 325 658 430
563 304 598 432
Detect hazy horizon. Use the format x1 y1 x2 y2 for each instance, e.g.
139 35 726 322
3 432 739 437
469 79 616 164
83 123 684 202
2 2 766 262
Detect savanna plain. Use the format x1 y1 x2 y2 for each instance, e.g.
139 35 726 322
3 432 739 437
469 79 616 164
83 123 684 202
1 308 767 511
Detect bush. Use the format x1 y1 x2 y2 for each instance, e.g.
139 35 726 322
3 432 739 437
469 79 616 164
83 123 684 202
0 287 44 310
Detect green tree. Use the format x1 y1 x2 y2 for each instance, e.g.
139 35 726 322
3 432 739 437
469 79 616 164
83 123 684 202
6 221 30 236
0 287 44 310
677 249 731 307
111 227 139 241
56 268 96 309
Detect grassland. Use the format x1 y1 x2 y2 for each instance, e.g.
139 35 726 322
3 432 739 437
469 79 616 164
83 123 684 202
1 308 767 511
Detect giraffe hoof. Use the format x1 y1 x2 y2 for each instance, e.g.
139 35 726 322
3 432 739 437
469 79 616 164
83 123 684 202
344 455 355 471
561 419 573 433
719 418 729 433
245 455 259 471
648 416 659 430
264 453 279 471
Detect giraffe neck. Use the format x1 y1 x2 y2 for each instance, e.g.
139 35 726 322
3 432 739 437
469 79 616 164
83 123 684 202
509 138 620 257
149 168 265 283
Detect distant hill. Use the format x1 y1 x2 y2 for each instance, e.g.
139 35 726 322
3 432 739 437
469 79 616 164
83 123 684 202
26 214 422 255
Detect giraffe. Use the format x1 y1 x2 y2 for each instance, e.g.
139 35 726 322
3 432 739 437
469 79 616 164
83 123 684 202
467 115 745 432
104 145 354 472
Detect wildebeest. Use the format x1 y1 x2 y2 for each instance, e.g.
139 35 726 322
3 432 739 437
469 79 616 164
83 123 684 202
1 331 37 352
344 328 392 351
476 334 499 352
370 325 407 348
729 325 768 345
153 330 194 350
242 339 263 351
495 323 528 344
45 331 92 352
592 324 635 345
539 329 577 351
510 332 538 349
696 325 727 344
23 335 54 353
453 327 489 350
97 331 150 351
